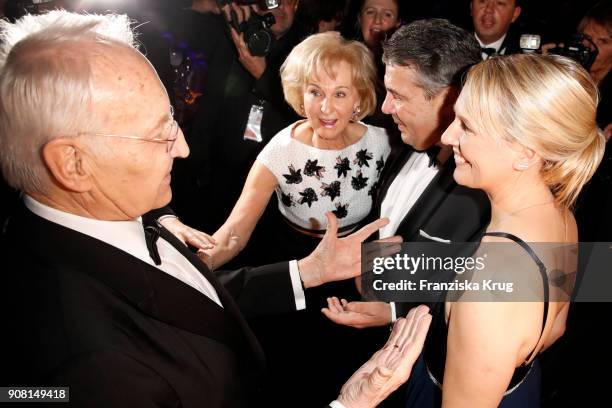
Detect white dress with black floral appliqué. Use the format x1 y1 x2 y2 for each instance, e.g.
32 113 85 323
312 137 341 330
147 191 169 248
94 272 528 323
257 121 391 234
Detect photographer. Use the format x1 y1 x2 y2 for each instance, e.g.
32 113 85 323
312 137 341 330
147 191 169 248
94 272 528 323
169 0 309 264
542 1 610 138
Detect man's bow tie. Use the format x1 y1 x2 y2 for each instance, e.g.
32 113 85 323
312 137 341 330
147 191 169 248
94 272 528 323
481 47 497 58
425 145 441 167
143 221 162 265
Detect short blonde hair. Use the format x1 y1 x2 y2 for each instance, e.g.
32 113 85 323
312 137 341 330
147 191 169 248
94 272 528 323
0 11 136 194
280 32 377 120
457 54 605 209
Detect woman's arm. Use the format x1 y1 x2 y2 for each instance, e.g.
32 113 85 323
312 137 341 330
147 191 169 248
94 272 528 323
205 160 278 269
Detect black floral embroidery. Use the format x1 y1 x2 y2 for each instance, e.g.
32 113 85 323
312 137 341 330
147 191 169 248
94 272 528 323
351 170 369 190
368 181 380 197
333 202 349 219
321 181 341 201
376 156 385 177
304 159 326 180
334 156 351 178
354 149 373 167
298 187 318 207
281 192 294 207
282 164 302 184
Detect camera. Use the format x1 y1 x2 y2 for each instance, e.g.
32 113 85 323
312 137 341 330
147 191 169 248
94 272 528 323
520 33 599 71
220 1 277 57
548 34 598 71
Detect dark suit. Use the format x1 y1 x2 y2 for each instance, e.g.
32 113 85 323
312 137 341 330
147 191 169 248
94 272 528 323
369 145 490 242
366 145 491 316
1 203 297 407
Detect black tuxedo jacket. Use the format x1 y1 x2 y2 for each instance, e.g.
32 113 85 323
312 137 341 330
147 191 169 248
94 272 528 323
369 145 490 243
365 146 491 316
1 204 297 407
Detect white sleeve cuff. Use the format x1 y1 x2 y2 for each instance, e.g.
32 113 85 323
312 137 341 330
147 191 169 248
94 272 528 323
289 260 306 310
390 302 397 323
329 401 347 408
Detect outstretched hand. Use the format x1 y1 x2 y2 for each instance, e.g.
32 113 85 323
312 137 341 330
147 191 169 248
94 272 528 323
297 212 402 289
337 305 432 408
322 298 392 329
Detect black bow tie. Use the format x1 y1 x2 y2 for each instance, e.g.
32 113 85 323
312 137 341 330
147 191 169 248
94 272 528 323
425 145 441 167
481 47 497 58
143 221 162 265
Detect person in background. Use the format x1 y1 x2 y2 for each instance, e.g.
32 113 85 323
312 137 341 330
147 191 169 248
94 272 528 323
299 0 346 33
471 0 523 59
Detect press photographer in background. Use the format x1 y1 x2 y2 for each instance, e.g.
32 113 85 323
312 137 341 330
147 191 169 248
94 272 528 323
541 1 610 139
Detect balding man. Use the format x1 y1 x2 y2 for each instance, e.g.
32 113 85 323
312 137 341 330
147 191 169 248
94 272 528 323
0 11 430 408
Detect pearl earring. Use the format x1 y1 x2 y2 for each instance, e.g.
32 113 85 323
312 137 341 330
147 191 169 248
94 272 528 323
517 162 529 170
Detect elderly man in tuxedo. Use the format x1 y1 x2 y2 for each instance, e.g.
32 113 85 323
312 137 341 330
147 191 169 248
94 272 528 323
323 19 490 327
0 11 431 408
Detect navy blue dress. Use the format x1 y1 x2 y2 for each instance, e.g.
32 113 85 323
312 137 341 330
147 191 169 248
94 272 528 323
405 232 550 407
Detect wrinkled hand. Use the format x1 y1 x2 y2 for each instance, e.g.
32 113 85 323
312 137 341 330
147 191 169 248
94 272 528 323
159 217 216 251
337 305 432 408
322 298 392 329
224 2 267 79
298 213 402 289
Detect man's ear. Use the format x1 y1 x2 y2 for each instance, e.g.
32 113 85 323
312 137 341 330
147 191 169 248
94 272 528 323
511 6 522 23
41 138 93 193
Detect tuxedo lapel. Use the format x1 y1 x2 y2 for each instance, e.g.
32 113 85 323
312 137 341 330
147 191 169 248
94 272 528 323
157 226 266 368
14 205 264 369
394 157 457 241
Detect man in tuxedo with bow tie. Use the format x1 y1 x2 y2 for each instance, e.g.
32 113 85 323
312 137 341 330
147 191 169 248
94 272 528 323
323 19 490 329
0 11 432 408
471 0 523 60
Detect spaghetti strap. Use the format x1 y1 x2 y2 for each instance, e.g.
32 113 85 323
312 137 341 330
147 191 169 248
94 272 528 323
483 232 549 363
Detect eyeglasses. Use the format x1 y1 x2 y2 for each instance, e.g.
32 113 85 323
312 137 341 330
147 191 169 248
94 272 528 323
77 107 180 153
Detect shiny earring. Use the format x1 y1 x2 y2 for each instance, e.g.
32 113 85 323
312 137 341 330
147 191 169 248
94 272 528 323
299 104 304 115
351 106 361 121
516 162 530 170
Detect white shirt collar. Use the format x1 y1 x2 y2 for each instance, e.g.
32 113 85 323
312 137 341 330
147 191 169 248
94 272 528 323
475 32 507 52
23 195 155 266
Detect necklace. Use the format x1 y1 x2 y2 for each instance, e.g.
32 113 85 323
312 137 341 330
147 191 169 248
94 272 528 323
494 200 556 225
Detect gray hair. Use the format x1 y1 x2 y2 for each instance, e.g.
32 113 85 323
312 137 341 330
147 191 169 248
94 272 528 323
382 19 481 99
0 11 137 193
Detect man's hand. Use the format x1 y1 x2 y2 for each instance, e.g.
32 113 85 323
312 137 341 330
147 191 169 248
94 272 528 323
158 217 216 251
224 2 267 79
337 305 432 408
604 123 612 141
298 212 402 289
322 298 392 329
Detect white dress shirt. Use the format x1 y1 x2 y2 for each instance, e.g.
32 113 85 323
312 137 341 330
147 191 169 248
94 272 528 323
379 148 450 238
378 147 451 321
24 196 306 310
